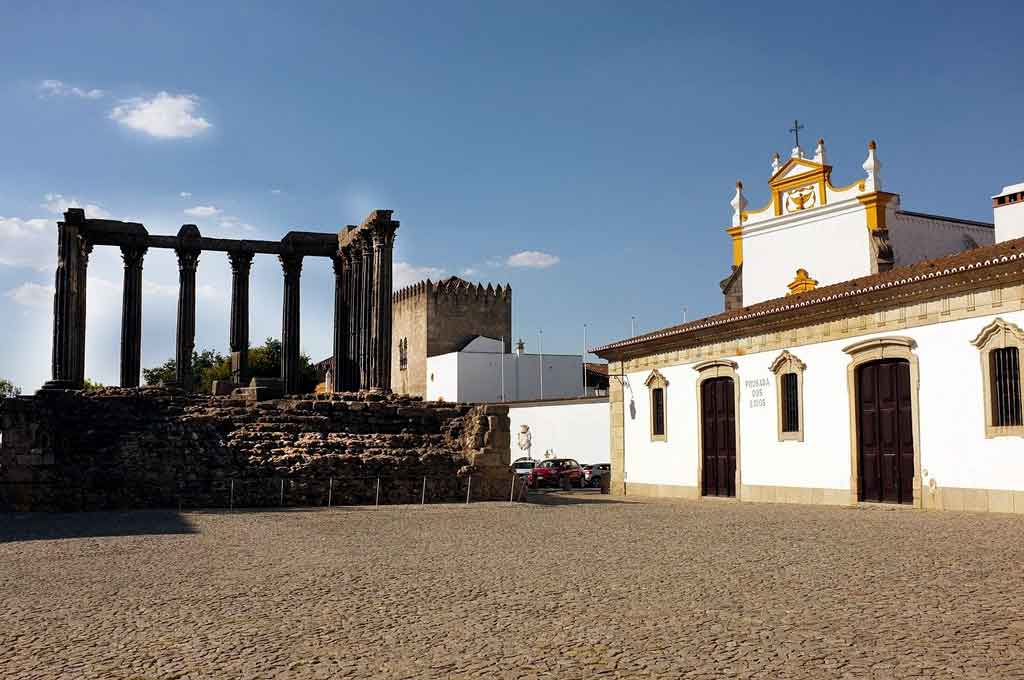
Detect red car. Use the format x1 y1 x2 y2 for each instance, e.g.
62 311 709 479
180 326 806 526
527 458 585 489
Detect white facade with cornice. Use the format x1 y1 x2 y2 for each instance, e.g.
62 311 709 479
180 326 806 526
727 140 994 307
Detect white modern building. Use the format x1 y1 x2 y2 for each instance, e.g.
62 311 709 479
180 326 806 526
596 137 1024 514
508 396 611 464
425 336 584 403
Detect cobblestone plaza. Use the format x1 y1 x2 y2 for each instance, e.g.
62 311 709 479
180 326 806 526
3 495 1023 679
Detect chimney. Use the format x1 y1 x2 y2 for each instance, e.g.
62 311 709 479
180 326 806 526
993 182 1024 243
515 339 525 355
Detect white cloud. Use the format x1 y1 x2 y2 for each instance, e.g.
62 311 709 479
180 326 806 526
6 282 54 308
0 216 53 269
109 92 212 139
143 279 218 301
217 216 255 234
270 189 282 195
184 205 222 218
506 250 560 269
393 262 446 289
461 267 480 277
41 193 111 219
39 79 105 99
179 191 192 198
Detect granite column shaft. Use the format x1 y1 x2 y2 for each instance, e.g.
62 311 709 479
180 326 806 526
228 251 254 384
119 245 147 387
174 249 200 392
279 254 303 394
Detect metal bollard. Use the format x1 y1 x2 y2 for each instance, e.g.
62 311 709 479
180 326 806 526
328 477 333 508
375 477 380 508
466 475 472 505
421 476 427 506
230 479 234 512
279 478 284 507
509 475 516 504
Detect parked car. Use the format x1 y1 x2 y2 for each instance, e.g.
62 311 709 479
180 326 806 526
584 463 611 488
511 458 536 477
528 458 585 489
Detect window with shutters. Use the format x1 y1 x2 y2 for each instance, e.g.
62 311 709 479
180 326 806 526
770 350 806 442
644 369 669 442
971 318 1024 438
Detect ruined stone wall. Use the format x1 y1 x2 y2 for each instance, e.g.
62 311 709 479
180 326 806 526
427 283 512 358
391 287 430 397
0 388 512 511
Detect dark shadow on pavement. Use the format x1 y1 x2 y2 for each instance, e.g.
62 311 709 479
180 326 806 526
0 510 199 544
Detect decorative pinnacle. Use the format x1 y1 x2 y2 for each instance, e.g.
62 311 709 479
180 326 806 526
868 139 877 150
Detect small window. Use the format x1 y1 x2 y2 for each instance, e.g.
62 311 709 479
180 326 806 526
771 351 806 442
781 373 799 432
644 369 669 442
652 388 665 436
972 318 1024 438
990 347 1022 427
399 338 408 371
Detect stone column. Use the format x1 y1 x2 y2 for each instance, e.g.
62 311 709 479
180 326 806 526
43 210 85 391
358 232 375 390
72 238 93 389
279 254 303 395
348 244 363 391
174 248 200 392
119 245 147 388
228 251 254 384
369 215 398 391
331 251 350 393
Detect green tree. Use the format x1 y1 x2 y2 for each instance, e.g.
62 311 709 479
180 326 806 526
0 379 22 398
82 379 105 391
142 338 318 394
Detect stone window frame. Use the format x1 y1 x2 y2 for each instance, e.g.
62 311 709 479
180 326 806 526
970 317 1024 439
644 369 669 442
770 350 806 442
842 336 922 508
693 359 742 500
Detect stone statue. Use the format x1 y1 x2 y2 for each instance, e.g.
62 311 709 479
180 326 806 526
324 369 333 394
516 424 532 460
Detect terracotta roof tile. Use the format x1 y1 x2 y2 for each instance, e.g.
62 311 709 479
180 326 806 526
595 237 1024 355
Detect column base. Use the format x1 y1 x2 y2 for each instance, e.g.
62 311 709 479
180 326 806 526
36 380 77 394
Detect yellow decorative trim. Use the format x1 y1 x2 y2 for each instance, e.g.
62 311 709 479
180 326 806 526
769 158 831 216
828 178 866 193
857 191 897 231
726 225 743 267
786 269 818 296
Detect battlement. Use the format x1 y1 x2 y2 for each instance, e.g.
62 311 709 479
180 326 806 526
394 276 512 303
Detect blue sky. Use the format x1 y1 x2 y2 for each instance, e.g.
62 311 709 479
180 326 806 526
2 1 1023 391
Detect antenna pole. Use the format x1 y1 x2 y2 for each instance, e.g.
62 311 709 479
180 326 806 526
500 335 505 401
538 329 544 400
582 323 587 397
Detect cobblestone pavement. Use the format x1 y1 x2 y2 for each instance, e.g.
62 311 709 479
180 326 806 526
3 494 1024 679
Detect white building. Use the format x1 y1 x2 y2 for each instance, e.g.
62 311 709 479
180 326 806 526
425 336 584 403
508 396 611 464
596 138 1024 514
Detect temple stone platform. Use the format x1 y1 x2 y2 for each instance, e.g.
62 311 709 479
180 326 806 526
0 388 513 511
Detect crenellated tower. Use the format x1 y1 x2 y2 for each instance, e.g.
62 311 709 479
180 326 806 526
391 276 512 396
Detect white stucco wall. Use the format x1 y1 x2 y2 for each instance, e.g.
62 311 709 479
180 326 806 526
742 200 874 306
621 309 1024 495
426 352 583 403
890 211 994 266
995 200 1024 243
508 398 610 464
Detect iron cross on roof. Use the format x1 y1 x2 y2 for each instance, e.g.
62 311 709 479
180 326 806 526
789 119 805 148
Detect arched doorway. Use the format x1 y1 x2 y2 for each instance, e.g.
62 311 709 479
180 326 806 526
855 358 914 504
700 376 737 497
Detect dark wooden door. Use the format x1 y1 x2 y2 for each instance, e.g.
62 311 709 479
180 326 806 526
856 359 914 504
701 377 736 497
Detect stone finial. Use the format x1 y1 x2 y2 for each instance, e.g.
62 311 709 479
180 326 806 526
730 180 747 227
863 139 882 192
771 152 782 175
790 145 804 160
813 137 827 165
